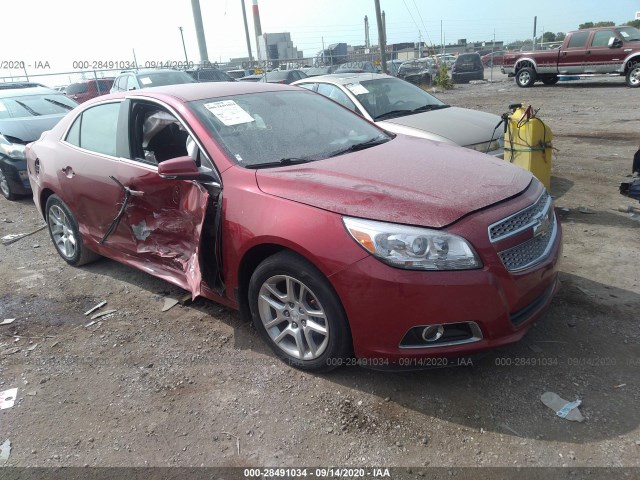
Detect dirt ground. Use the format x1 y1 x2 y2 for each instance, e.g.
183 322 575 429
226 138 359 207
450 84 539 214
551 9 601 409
0 70 639 473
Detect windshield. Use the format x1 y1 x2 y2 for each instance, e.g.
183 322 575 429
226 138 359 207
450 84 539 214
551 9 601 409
136 71 196 87
189 90 390 168
347 77 446 119
0 93 77 119
617 27 640 41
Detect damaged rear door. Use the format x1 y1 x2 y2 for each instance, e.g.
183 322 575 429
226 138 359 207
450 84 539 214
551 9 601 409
103 98 216 297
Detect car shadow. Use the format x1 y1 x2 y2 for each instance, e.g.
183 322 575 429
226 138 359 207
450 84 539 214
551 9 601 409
80 260 639 443
550 175 574 199
555 206 640 228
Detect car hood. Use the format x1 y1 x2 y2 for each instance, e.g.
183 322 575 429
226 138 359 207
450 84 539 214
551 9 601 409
0 114 67 143
255 135 531 228
379 106 500 146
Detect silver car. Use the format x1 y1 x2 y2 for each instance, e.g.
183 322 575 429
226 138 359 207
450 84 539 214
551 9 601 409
292 73 503 157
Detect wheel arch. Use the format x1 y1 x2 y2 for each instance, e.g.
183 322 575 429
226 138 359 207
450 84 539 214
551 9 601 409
623 54 640 73
514 58 537 72
39 188 56 219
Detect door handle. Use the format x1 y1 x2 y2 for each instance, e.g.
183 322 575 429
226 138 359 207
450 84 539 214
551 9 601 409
586 51 591 55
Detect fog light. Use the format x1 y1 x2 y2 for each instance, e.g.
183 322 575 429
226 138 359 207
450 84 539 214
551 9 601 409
421 325 444 342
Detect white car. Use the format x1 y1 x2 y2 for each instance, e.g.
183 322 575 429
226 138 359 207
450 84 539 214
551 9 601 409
292 73 503 157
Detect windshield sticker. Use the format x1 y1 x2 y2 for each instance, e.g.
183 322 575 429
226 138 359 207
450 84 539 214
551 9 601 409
204 100 255 126
0 101 6 112
346 83 369 95
139 77 152 85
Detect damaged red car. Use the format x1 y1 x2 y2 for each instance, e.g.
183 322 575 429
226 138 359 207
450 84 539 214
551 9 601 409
26 83 561 371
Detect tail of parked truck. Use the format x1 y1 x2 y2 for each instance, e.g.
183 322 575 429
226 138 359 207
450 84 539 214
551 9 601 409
502 26 640 88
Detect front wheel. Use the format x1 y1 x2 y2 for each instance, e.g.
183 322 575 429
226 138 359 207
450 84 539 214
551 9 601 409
627 63 640 88
248 251 351 372
515 67 537 87
45 195 101 266
0 167 17 201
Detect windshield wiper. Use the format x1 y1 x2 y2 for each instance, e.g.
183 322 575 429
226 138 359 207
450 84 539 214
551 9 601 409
44 98 74 110
328 136 390 158
374 110 413 121
14 100 41 116
411 104 450 113
245 157 313 169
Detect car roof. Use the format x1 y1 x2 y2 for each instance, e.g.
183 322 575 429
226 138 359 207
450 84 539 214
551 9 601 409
88 81 302 103
118 68 183 76
69 78 115 84
0 85 62 98
293 72 390 85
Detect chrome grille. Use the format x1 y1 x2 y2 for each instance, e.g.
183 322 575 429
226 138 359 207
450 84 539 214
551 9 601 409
498 211 557 272
489 192 550 243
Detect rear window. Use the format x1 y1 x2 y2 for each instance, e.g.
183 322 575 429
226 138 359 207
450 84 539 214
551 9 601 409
0 93 77 119
66 83 89 95
456 55 482 67
135 71 196 88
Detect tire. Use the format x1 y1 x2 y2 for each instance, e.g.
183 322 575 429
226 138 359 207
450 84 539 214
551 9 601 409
626 62 640 88
0 167 17 201
541 75 559 85
45 195 101 267
515 67 537 88
248 251 351 372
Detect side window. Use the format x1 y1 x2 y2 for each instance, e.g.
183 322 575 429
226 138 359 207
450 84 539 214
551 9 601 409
317 84 357 112
567 31 589 48
132 104 189 165
78 103 120 156
591 30 615 48
65 115 82 146
298 83 316 91
126 76 138 91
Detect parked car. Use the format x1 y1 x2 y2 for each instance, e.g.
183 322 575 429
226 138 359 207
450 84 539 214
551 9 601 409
186 68 235 82
110 69 196 93
305 66 338 77
1 86 77 200
260 70 307 84
433 54 457 68
481 51 506 67
66 78 114 104
334 61 378 73
397 58 438 85
451 53 485 83
0 82 47 90
226 69 254 79
238 74 264 82
293 73 504 157
386 59 405 77
503 26 640 88
26 82 560 371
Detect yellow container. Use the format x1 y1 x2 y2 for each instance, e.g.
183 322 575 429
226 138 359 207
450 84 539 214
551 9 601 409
504 105 553 190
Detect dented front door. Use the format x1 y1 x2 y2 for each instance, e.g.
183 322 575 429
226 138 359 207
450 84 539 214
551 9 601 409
106 158 209 296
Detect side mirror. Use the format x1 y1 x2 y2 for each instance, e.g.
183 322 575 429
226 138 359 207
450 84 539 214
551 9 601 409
158 156 219 183
608 37 622 48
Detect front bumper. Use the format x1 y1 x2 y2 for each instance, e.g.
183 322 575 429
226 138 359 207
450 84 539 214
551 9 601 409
329 184 562 363
0 157 31 195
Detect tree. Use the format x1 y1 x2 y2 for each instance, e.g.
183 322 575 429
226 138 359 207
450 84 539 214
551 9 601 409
556 32 566 41
622 19 640 28
542 31 556 42
579 21 615 29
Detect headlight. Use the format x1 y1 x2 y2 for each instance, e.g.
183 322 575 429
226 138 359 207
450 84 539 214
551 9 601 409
343 217 482 271
467 137 503 153
0 134 26 160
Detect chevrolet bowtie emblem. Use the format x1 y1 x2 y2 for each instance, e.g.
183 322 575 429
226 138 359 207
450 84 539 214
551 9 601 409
533 212 552 238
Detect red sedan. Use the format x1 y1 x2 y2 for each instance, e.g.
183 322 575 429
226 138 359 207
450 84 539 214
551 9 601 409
26 82 561 371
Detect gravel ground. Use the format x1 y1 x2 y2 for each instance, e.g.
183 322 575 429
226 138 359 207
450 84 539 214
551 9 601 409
0 69 639 473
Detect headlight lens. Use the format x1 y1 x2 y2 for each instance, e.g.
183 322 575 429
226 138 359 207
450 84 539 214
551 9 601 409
0 134 26 160
467 136 503 154
343 217 482 271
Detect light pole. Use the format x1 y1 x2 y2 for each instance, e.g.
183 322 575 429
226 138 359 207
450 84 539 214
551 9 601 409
179 27 189 63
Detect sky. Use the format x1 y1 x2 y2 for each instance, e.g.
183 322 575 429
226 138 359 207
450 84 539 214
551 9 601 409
2 0 639 85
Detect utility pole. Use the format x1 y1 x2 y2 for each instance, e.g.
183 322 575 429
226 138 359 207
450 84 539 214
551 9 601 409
191 0 209 63
132 48 139 69
441 20 443 55
321 36 326 65
364 16 370 48
178 27 189 63
241 0 254 63
375 0 388 73
252 0 263 63
532 16 537 51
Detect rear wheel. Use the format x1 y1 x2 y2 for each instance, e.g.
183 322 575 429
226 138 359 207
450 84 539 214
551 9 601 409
248 251 351 372
45 195 101 266
515 67 537 88
626 62 640 88
541 75 559 85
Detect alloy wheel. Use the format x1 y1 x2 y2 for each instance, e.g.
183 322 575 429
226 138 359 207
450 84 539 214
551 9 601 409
48 204 77 259
0 169 10 198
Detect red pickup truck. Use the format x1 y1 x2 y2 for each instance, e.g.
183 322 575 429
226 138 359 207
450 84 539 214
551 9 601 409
502 26 640 88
